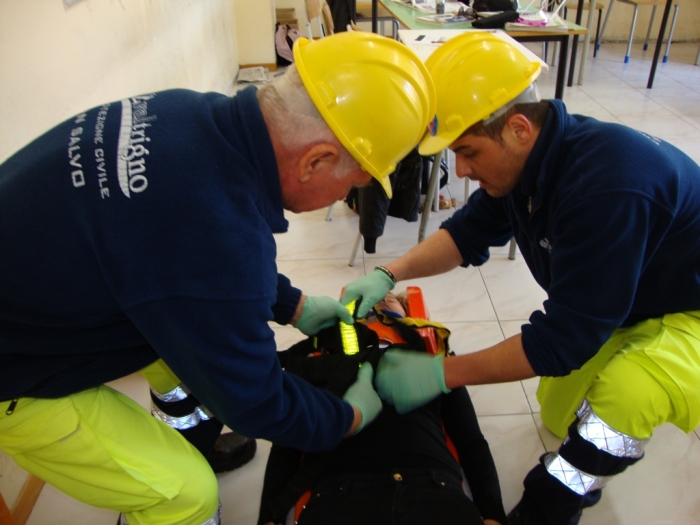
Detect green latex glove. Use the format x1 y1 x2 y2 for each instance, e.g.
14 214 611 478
340 269 395 318
343 363 382 434
376 350 450 414
294 295 354 336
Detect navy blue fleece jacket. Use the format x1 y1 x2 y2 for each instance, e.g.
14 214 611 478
0 87 354 451
441 100 700 377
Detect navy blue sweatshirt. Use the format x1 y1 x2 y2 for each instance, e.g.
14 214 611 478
442 100 700 377
0 87 353 451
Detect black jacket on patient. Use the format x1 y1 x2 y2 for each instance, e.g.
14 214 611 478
258 321 508 525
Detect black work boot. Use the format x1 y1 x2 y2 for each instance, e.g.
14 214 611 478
507 501 583 525
204 431 257 473
508 490 588 525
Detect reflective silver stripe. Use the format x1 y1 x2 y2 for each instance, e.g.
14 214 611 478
150 385 190 402
119 513 128 525
576 400 648 458
152 406 210 430
198 405 213 421
544 452 611 495
202 502 222 525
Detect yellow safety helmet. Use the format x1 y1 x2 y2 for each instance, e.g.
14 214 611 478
294 32 436 198
418 32 542 156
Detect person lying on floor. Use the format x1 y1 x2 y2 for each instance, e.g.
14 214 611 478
257 292 507 525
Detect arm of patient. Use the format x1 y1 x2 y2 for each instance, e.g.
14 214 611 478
257 445 303 525
441 386 508 525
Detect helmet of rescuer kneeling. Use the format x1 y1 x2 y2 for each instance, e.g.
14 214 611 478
419 32 543 156
294 32 436 199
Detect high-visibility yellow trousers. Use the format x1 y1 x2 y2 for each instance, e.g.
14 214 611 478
538 310 700 439
0 384 219 525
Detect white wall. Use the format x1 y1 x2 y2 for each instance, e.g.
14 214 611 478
0 0 242 163
235 0 278 65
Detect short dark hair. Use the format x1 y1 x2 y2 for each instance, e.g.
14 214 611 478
464 100 550 143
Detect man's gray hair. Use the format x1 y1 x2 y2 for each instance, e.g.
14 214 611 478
257 65 360 179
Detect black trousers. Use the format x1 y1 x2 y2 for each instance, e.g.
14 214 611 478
517 417 642 524
297 468 485 525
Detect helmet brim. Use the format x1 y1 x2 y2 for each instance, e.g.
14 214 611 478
418 129 461 156
375 173 393 199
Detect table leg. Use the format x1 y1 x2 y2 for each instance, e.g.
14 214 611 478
577 0 596 85
597 0 615 52
555 35 570 100
567 0 585 87
372 0 378 33
419 150 443 243
647 0 673 88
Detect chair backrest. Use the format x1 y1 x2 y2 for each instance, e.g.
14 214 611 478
305 0 334 38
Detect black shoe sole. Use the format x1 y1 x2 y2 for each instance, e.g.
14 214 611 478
205 438 257 473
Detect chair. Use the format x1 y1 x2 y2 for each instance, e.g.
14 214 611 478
304 0 334 38
0 474 45 525
347 151 447 267
597 0 680 64
564 1 605 57
695 44 700 66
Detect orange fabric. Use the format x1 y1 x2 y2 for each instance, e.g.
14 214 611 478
405 287 439 355
364 320 407 345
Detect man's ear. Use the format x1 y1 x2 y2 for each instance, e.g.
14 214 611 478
505 113 534 145
298 144 340 183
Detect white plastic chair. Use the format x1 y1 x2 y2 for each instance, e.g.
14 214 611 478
305 0 333 39
597 0 679 64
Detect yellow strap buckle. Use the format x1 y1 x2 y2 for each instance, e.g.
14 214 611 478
340 300 360 355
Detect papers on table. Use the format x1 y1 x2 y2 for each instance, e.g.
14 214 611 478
416 13 473 25
391 0 469 15
505 13 567 31
398 28 549 71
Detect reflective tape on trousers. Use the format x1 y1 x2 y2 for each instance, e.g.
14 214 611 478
151 406 211 430
544 452 611 495
150 384 190 402
576 400 648 458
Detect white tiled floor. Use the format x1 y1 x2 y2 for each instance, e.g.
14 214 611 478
3 42 700 525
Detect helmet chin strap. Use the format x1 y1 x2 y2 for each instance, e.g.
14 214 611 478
273 67 324 121
483 82 542 126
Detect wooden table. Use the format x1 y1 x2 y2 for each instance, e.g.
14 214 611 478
360 0 588 100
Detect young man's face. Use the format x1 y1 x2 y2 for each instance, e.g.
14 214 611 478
449 129 528 198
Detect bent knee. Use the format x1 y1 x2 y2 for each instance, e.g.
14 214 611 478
587 357 671 439
174 458 220 524
128 456 219 525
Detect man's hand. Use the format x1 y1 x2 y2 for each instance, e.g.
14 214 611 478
343 364 382 434
376 350 450 414
293 295 354 336
340 269 395 318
